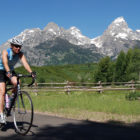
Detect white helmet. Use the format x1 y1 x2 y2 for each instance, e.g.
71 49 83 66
10 38 23 46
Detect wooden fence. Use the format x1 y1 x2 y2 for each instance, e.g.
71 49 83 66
22 80 140 94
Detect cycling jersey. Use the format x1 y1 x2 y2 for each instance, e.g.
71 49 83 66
0 48 21 71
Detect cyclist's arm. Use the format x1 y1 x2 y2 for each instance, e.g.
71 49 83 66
2 50 10 72
19 53 32 74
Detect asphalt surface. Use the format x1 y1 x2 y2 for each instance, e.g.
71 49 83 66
0 113 140 140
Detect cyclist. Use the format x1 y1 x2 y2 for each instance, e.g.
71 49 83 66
0 38 35 124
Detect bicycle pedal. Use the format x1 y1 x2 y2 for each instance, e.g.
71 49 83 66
0 123 7 131
5 108 11 117
6 112 11 117
0 123 5 130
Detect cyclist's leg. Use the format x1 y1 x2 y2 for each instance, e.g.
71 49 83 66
10 76 18 94
0 70 7 124
0 82 6 124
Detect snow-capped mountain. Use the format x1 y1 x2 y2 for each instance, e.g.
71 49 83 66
0 16 140 65
66 26 91 45
92 17 140 57
8 22 91 47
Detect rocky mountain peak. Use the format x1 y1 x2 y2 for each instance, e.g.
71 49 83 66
44 22 61 33
68 26 83 37
69 26 81 32
113 16 126 24
41 22 62 41
91 17 140 57
43 22 59 30
18 28 42 41
103 16 133 40
42 22 62 37
66 26 91 45
110 16 128 29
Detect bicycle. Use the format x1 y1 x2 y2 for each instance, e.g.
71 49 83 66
0 73 35 135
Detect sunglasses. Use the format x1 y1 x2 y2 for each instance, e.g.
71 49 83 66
14 45 22 49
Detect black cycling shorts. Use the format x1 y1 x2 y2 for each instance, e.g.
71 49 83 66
0 70 16 83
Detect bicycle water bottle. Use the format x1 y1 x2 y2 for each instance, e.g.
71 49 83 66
5 93 10 108
9 93 15 106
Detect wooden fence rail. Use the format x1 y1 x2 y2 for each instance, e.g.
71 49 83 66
21 80 140 94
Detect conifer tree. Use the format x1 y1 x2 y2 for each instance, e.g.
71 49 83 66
94 56 113 82
114 50 126 82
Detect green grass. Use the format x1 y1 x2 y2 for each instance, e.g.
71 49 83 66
29 90 140 116
15 63 97 83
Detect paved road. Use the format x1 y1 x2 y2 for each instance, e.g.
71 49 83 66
0 113 140 140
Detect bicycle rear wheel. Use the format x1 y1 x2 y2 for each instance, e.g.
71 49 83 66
13 91 34 135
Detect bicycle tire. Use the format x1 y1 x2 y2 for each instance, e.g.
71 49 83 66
13 91 34 135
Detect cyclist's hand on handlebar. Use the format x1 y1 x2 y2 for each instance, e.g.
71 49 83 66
31 71 36 78
6 71 12 79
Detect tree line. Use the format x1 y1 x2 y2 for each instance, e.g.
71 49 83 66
94 48 140 82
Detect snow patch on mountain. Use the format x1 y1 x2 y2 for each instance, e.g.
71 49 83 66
90 37 103 48
115 33 128 40
48 28 57 35
136 30 140 33
17 28 42 41
113 17 125 24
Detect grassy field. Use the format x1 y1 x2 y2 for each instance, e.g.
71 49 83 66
28 90 140 123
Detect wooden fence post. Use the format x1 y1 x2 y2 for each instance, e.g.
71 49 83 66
131 80 135 93
65 81 71 95
98 81 103 93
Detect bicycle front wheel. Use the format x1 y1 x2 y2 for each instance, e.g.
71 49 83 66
13 91 34 135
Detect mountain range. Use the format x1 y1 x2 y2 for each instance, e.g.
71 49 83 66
0 16 140 66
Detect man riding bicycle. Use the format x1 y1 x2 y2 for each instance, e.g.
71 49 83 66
0 38 35 124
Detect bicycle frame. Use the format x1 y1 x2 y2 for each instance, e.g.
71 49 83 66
5 74 35 117
5 86 18 117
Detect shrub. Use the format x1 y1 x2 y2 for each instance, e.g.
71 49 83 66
125 91 140 100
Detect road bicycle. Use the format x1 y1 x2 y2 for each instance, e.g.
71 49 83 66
0 73 35 135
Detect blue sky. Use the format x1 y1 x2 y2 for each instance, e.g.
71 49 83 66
0 0 140 45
